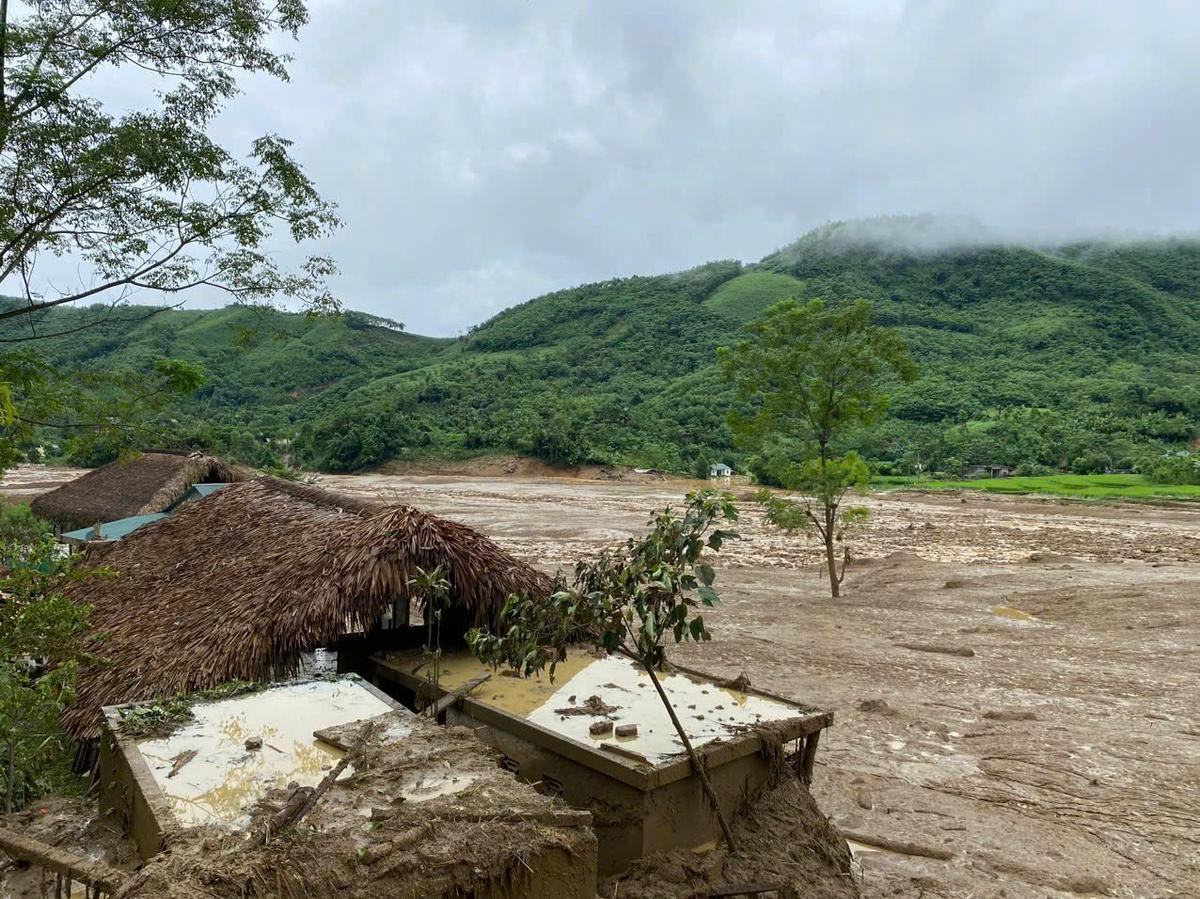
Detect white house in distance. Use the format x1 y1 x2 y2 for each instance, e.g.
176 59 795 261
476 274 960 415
710 463 733 482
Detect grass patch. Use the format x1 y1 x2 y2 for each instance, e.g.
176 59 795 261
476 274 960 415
703 271 805 320
876 473 1200 501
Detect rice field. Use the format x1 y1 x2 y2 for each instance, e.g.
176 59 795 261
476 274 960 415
876 473 1200 500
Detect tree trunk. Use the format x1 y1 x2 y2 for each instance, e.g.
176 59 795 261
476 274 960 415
824 516 839 598
643 663 738 852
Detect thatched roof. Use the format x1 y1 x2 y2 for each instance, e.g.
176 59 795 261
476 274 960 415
63 477 552 739
30 451 245 531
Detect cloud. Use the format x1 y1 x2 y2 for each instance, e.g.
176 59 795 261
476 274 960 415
13 1 1200 334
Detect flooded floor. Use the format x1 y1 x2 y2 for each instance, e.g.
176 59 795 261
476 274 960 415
389 649 805 764
137 679 394 828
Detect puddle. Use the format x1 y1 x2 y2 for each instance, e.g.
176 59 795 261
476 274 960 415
138 679 395 828
402 650 803 765
397 770 479 802
991 605 1037 621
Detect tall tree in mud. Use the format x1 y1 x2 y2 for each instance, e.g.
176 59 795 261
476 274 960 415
719 299 914 597
469 489 742 850
0 0 338 468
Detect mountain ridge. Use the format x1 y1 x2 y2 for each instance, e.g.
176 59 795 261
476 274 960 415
3 220 1198 475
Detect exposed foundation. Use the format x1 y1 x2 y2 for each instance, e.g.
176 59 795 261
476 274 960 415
367 649 832 875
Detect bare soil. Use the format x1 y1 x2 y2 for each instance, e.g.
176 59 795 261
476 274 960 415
314 471 1200 898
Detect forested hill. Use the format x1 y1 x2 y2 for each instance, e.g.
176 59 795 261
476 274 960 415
5 222 1200 476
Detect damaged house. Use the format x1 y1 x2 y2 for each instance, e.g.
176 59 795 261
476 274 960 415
30 451 245 534
62 475 550 743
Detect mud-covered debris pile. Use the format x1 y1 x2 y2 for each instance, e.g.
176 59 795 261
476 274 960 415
115 711 597 899
603 774 858 899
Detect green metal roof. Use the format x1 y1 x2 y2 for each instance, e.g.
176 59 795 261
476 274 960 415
62 513 169 544
61 483 232 544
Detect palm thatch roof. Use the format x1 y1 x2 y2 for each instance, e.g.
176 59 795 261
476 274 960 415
30 451 245 531
63 477 552 739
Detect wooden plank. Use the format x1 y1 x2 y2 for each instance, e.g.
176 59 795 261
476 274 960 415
839 829 954 861
0 826 123 894
429 673 490 718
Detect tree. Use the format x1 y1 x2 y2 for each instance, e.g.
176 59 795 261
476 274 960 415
408 564 450 715
469 489 741 850
718 299 915 597
0 510 94 811
0 0 337 468
0 0 337 321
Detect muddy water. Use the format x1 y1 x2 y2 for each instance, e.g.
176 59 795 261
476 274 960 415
990 604 1037 621
138 680 394 828
412 649 803 764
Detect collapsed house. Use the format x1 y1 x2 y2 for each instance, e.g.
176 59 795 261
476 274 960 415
31 450 244 533
99 679 597 898
62 476 552 743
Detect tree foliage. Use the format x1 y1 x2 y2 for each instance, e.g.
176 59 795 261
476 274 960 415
0 0 338 322
468 489 741 847
0 507 95 811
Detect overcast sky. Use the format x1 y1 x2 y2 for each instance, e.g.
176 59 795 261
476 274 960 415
23 1 1200 335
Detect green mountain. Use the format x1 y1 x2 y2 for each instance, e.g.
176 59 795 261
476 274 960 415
4 219 1199 475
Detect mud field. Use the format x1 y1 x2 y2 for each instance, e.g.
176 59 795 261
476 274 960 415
317 470 1200 899
5 465 1198 897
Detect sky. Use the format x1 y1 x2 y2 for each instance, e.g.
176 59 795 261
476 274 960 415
17 0 1200 335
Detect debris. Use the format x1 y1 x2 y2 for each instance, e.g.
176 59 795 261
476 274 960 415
257 720 377 844
244 736 263 751
897 642 975 658
0 825 125 895
589 720 614 737
167 749 198 778
857 699 897 716
600 741 647 762
838 829 954 860
556 694 619 717
982 709 1038 721
723 672 752 691
615 723 638 737
429 673 490 718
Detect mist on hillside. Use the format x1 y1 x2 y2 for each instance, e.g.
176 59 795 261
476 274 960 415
763 215 1200 264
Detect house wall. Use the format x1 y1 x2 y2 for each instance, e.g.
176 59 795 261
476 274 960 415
374 667 787 876
97 711 173 862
